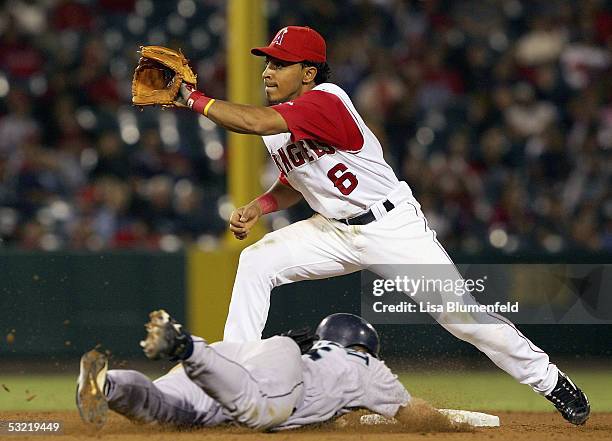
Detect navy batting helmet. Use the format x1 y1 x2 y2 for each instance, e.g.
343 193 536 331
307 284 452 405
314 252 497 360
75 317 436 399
315 313 380 358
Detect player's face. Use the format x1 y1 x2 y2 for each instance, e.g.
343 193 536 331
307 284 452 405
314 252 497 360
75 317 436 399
262 57 308 104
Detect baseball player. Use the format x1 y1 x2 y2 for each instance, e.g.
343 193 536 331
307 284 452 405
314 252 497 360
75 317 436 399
172 26 589 425
77 311 452 431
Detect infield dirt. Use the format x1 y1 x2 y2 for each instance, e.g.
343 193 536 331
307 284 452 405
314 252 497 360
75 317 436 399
1 411 611 441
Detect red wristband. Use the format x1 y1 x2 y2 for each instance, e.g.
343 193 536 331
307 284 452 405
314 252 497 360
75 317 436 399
186 89 214 115
256 193 279 215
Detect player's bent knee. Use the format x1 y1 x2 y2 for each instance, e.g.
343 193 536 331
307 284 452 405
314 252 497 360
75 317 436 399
236 240 284 280
237 246 269 277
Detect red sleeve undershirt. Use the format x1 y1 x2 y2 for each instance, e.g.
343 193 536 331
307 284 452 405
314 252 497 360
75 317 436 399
272 90 364 152
278 172 290 186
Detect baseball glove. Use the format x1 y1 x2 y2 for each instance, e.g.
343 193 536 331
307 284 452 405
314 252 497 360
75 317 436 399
132 46 197 107
278 327 318 354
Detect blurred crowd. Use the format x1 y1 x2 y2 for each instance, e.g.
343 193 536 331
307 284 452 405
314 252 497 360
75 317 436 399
0 0 610 254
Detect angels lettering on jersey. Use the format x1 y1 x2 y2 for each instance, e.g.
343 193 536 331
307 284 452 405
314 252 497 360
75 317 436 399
272 139 337 175
263 83 400 219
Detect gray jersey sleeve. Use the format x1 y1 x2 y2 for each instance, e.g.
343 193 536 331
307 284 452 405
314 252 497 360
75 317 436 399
281 340 410 429
358 356 411 417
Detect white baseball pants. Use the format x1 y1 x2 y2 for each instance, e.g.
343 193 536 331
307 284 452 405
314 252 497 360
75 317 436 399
106 336 304 429
224 183 559 395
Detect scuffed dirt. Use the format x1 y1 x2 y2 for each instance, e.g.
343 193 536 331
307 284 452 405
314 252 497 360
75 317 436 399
0 410 610 440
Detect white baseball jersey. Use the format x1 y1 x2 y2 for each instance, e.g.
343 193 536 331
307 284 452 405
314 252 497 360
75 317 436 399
264 83 401 219
278 339 411 430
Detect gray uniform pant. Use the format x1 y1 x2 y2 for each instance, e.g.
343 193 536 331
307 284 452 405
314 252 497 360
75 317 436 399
106 336 304 430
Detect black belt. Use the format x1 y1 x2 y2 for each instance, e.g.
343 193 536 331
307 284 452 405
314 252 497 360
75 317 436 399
336 200 395 225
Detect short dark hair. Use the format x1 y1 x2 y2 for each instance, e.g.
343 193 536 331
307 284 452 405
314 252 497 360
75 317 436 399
301 61 331 84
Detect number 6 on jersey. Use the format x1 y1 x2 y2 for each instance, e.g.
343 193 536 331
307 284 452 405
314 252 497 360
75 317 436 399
327 163 358 195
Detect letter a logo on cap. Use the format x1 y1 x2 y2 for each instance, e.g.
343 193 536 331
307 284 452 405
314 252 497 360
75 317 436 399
251 26 326 63
272 27 289 46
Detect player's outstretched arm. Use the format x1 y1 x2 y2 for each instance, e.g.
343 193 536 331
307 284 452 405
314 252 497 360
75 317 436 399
229 179 303 240
176 84 288 136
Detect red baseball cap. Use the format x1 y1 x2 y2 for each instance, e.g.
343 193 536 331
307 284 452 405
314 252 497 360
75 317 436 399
251 26 326 63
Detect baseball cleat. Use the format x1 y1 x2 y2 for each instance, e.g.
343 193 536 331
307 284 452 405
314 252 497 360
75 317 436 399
76 349 109 429
545 372 590 425
140 309 192 360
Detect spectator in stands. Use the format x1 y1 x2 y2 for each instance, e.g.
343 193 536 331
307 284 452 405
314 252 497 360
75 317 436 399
0 0 608 253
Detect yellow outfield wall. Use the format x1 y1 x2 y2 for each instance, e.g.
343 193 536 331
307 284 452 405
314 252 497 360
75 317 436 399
186 246 241 342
